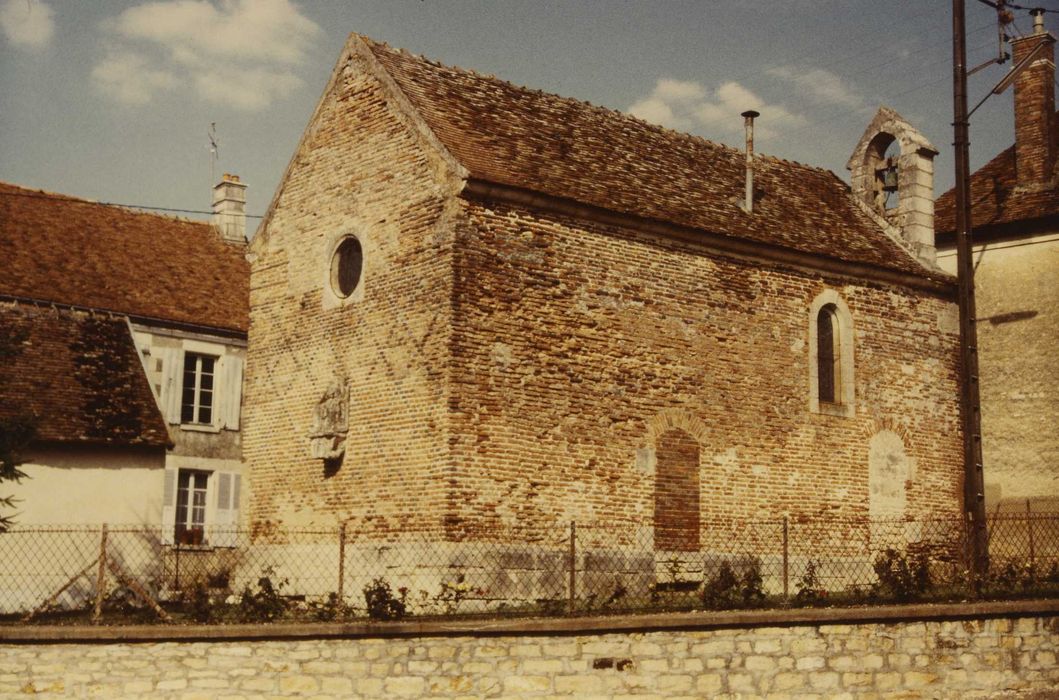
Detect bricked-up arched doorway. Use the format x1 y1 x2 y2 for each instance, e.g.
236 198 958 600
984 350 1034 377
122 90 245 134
654 428 701 551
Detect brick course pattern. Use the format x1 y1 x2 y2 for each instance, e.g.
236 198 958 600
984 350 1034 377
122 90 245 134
2 615 1058 698
246 36 964 540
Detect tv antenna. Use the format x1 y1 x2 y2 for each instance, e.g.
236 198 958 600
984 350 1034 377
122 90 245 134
208 122 220 187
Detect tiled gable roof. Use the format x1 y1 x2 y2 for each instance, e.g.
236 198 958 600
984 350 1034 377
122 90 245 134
935 142 1059 236
0 182 249 333
363 37 933 279
0 303 169 447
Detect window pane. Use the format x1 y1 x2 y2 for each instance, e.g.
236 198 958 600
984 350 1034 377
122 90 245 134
817 308 836 404
181 353 218 424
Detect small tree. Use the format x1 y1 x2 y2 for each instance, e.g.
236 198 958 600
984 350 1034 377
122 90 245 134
0 321 36 531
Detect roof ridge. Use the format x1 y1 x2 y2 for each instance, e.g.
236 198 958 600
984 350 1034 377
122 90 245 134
0 180 210 226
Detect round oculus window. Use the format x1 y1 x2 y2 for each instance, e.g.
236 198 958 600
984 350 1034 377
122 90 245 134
330 236 363 298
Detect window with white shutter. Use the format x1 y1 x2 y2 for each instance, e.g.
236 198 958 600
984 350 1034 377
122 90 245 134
213 472 241 547
161 468 177 545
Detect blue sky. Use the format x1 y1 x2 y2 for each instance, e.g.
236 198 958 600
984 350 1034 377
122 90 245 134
1 0 1052 231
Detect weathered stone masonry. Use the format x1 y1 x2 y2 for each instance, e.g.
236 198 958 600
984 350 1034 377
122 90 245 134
445 199 962 541
3 611 1057 698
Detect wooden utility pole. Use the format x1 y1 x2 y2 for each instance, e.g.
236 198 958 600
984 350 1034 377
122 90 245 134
952 0 990 586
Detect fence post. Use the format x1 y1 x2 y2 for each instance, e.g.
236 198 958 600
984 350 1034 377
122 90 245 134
1026 500 1036 572
782 517 789 602
568 521 576 615
173 543 181 592
93 524 108 624
337 522 347 603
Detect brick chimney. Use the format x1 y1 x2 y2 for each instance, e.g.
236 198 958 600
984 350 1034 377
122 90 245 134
1011 12 1057 190
212 173 247 243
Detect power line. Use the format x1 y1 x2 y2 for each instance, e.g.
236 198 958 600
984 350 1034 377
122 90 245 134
975 0 1059 13
0 190 264 219
783 33 998 137
722 6 960 90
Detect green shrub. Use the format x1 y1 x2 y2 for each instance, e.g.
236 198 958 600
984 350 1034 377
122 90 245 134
311 592 347 622
237 568 289 622
363 578 407 620
702 559 764 610
740 558 766 608
794 560 827 606
872 548 931 602
702 561 739 609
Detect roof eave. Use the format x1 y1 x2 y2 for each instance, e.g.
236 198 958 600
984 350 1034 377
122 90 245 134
462 178 956 298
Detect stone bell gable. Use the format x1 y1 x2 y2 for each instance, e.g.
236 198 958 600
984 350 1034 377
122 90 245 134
847 107 939 267
245 34 964 542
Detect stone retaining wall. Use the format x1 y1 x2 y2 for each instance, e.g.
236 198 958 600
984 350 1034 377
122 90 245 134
2 608 1057 698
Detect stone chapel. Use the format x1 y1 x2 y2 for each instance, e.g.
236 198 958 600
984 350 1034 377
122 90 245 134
244 34 964 549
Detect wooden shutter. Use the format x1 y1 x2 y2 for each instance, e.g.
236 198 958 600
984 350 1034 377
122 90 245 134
220 355 244 431
213 472 241 548
161 468 178 545
158 347 184 424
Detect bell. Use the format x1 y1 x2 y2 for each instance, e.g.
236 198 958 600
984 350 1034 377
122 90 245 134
880 165 899 193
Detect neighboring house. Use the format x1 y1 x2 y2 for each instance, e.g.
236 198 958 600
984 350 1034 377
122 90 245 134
245 33 965 553
935 23 1059 512
0 177 250 545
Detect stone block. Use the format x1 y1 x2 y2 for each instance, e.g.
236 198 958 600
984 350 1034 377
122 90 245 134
555 675 605 694
796 656 825 671
503 675 551 694
807 671 839 690
772 672 806 691
696 673 724 694
523 658 564 674
279 675 320 694
656 675 694 693
320 677 354 694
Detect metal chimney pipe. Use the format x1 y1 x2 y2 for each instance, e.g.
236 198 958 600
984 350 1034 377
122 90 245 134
1032 7 1045 34
741 110 760 213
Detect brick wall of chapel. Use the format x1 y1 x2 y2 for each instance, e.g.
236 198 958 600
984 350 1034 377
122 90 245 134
444 200 964 542
244 48 458 533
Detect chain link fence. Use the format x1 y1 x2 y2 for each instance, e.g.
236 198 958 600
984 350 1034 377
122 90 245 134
2 512 1057 625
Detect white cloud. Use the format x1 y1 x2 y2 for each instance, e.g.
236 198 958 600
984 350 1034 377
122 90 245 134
767 66 867 111
92 50 177 105
652 78 706 103
92 0 321 110
628 78 804 141
0 0 54 49
627 96 678 128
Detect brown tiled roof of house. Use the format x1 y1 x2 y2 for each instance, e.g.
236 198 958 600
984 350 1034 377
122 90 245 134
362 36 933 279
0 303 170 447
935 143 1059 237
0 182 249 333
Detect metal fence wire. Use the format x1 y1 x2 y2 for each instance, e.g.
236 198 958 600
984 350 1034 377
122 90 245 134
1 513 1057 625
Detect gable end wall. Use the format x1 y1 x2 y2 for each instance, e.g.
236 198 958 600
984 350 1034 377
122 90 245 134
244 47 459 532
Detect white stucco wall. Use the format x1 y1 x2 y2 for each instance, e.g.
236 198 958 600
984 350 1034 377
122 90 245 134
937 232 1059 510
9 447 166 526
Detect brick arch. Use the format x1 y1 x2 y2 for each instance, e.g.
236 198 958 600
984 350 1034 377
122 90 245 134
644 408 710 448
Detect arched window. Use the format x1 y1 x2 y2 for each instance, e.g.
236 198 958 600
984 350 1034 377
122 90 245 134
817 304 840 404
809 290 855 417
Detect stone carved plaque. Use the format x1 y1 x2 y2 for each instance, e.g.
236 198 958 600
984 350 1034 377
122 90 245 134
309 378 349 460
